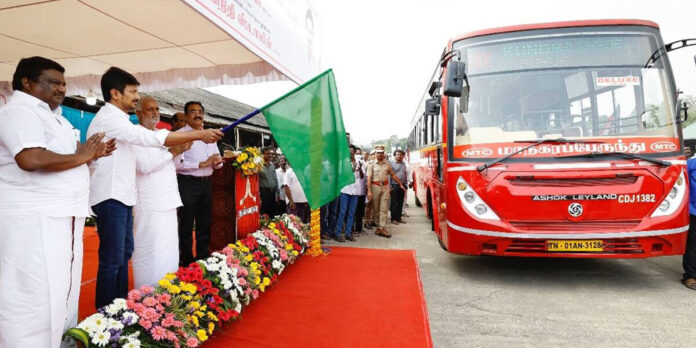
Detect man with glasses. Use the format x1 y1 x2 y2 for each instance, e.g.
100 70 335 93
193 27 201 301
175 101 224 266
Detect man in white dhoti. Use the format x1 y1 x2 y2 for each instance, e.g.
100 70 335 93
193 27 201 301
132 96 190 288
0 57 115 348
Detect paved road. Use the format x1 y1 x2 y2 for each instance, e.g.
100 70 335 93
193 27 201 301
322 194 696 348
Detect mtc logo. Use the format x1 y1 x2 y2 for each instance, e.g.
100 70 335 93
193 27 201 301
463 148 493 158
650 142 677 152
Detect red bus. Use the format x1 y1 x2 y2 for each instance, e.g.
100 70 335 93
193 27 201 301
408 20 693 258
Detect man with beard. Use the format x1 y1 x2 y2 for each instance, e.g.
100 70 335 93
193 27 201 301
0 56 115 347
132 96 191 288
88 68 223 309
175 101 224 266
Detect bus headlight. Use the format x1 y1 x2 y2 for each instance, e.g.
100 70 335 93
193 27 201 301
456 177 500 220
651 171 686 217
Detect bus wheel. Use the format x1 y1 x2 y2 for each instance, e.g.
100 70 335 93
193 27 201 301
415 195 422 207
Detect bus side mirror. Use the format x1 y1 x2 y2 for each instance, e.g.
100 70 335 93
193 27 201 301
679 100 688 123
443 61 466 97
425 97 440 116
429 81 441 97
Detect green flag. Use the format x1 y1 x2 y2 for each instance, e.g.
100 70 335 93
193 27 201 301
261 69 353 209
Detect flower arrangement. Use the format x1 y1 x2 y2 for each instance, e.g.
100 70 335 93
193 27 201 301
64 214 309 348
223 147 264 176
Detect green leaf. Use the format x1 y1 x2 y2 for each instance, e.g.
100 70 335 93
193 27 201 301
63 328 91 347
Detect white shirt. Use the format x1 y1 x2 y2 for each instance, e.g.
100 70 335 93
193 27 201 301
135 126 182 211
0 91 90 217
87 103 168 207
174 124 221 177
340 160 364 196
276 167 287 201
282 168 307 203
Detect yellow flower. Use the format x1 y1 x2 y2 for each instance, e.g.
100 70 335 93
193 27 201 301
191 315 199 327
285 244 293 251
236 156 244 163
262 277 270 286
169 285 181 294
207 312 219 322
164 273 176 281
158 279 172 288
268 223 276 229
181 294 192 301
208 322 215 334
292 250 299 256
190 301 200 310
200 305 207 311
254 276 261 285
194 310 205 318
244 254 253 262
197 329 208 342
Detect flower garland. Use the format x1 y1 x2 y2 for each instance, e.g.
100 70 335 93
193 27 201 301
65 214 309 348
223 147 264 176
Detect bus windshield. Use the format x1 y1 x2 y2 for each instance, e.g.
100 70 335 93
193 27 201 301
450 27 680 159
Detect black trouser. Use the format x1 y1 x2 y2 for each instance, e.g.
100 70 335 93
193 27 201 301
354 195 366 232
260 187 276 217
177 175 212 266
390 185 405 222
276 200 287 217
683 214 696 279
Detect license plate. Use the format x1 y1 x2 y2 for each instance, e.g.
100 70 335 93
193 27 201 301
546 240 603 252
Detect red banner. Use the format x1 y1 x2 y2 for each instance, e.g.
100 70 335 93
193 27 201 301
235 171 260 239
453 137 680 159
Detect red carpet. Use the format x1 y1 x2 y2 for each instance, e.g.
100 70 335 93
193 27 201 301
79 231 432 347
206 247 433 348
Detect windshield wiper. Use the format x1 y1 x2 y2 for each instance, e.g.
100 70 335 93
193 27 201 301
476 138 602 172
557 151 671 167
644 38 696 68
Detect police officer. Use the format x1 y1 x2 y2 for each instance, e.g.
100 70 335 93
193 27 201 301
366 145 406 238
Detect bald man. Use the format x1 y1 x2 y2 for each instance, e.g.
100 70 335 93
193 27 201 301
170 111 186 131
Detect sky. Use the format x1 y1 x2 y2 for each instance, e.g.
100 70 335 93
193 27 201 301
208 0 696 146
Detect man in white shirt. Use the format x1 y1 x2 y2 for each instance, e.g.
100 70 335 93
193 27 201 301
334 145 363 242
283 164 310 223
0 57 115 348
132 96 190 288
275 156 288 215
175 101 224 266
88 67 223 309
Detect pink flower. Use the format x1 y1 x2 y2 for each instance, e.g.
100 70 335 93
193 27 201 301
140 319 152 330
151 325 167 340
126 299 136 308
251 290 259 299
238 278 247 286
279 250 288 261
158 293 172 305
140 285 154 294
186 337 200 347
133 303 146 316
127 290 142 302
166 330 178 341
162 314 176 327
142 296 158 307
143 307 160 321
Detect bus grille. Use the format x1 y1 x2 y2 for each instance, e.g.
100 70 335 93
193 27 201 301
507 177 638 187
505 238 644 254
509 220 641 231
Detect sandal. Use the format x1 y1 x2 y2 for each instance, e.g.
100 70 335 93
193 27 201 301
682 278 696 290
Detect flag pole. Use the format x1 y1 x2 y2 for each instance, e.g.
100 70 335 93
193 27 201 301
221 108 261 133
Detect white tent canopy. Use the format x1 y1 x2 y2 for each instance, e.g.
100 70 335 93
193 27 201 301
0 0 320 103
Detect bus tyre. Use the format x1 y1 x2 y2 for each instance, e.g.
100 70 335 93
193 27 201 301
427 193 435 232
415 195 422 207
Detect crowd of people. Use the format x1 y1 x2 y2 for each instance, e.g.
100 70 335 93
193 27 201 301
257 143 412 242
0 57 225 347
0 55 415 348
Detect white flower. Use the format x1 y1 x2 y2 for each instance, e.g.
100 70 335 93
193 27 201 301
122 311 139 325
79 313 107 334
112 298 127 311
272 260 283 270
106 318 123 331
90 329 111 347
123 339 141 348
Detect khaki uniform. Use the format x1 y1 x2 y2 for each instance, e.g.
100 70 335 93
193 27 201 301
364 159 376 224
368 160 393 228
